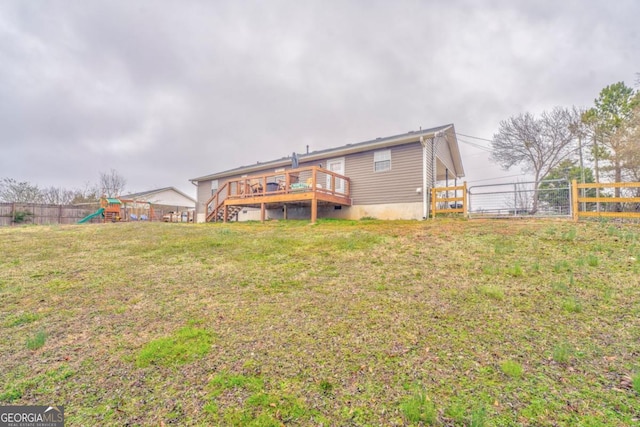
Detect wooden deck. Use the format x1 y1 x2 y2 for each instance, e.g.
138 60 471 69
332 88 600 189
205 166 351 223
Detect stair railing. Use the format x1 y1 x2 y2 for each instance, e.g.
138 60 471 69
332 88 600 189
205 182 230 222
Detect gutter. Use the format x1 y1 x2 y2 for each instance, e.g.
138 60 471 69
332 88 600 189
422 131 444 220
191 127 450 183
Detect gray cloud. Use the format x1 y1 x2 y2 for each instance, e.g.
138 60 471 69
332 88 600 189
0 0 638 195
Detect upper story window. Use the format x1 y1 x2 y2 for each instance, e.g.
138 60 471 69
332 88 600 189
374 149 391 172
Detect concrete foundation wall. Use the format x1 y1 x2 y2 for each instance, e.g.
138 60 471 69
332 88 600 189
197 203 424 222
329 202 425 220
196 202 426 223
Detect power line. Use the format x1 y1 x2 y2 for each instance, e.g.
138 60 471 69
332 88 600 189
466 173 529 183
462 151 493 158
456 132 495 143
457 137 493 152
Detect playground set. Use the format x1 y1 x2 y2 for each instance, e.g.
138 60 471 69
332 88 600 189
78 197 155 224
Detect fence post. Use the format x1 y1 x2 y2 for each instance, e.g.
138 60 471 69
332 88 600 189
571 180 579 222
463 182 468 217
431 187 436 219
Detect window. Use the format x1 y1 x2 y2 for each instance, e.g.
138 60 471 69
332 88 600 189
374 149 391 172
274 168 285 182
210 179 219 195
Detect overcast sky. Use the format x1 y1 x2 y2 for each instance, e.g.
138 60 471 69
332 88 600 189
1 1 638 197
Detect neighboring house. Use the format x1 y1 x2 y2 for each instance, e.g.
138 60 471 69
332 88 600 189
121 187 196 210
189 124 464 222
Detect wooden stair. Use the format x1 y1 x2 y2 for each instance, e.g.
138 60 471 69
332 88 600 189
207 205 241 222
205 182 242 222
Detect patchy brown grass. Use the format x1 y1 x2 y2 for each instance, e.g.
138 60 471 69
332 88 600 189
0 218 639 426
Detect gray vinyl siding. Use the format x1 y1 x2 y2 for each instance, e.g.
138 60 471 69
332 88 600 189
345 142 424 205
217 166 288 186
196 140 440 210
196 167 286 214
196 180 213 215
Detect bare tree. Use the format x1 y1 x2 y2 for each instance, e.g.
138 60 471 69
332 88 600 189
491 107 579 214
99 169 127 198
0 178 43 203
71 181 100 204
40 186 76 205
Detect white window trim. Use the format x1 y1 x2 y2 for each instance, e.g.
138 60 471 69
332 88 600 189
374 149 391 172
326 157 346 193
273 168 285 183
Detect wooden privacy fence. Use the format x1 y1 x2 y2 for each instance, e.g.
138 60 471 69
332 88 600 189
571 180 640 221
431 182 467 217
0 202 101 226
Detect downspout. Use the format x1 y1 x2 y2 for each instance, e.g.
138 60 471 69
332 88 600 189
431 135 439 220
189 179 202 222
432 133 439 190
421 135 428 219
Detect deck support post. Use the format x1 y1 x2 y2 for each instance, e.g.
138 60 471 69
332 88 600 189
283 204 288 220
311 197 318 223
260 202 265 222
223 205 228 223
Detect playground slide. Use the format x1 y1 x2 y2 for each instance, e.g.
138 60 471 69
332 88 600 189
77 208 105 224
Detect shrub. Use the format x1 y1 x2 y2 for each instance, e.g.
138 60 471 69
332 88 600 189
12 210 33 224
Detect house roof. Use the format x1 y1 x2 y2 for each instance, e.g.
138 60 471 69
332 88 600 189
190 124 465 182
121 187 196 203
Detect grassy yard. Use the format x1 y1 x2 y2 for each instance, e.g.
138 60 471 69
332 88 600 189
0 219 639 426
